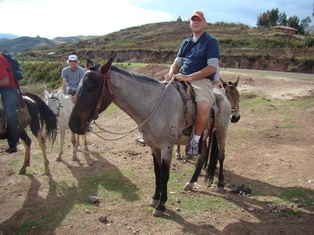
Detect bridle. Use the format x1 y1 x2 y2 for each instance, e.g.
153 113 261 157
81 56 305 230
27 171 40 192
47 96 62 117
224 83 240 113
87 70 113 121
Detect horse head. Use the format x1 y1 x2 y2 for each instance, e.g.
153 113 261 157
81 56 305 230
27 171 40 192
220 77 241 123
69 57 115 135
44 89 61 116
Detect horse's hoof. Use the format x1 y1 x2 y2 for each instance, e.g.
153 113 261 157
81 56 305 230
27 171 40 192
217 187 225 193
19 169 26 175
150 199 159 207
56 157 62 162
183 182 193 191
72 157 78 161
152 208 165 217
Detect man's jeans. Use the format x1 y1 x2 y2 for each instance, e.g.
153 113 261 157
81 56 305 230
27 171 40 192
0 87 19 145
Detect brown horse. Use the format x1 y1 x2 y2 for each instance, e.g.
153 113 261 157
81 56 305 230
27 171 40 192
175 76 240 159
182 76 240 191
1 92 57 175
69 57 236 216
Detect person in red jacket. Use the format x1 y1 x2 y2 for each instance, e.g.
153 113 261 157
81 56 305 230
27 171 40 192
0 53 20 153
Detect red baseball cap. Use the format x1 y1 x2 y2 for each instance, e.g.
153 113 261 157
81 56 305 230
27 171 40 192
190 10 206 22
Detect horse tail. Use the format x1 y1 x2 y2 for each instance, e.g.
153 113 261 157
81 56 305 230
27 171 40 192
205 108 219 183
23 92 58 145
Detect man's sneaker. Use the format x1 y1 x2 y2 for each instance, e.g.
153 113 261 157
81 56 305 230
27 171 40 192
186 139 199 157
135 136 146 147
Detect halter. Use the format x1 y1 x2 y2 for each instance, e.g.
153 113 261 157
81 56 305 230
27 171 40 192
224 83 240 113
87 70 113 121
47 96 63 117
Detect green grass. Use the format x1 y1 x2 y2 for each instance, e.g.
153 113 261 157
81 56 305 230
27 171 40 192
17 220 41 235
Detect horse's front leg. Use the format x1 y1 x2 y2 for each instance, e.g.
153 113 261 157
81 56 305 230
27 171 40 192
150 146 172 217
18 131 31 175
56 128 65 162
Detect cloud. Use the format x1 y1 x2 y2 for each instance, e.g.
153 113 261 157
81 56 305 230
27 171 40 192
0 0 173 38
0 0 311 38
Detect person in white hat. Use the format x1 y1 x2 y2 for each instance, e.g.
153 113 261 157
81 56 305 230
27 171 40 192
61 54 85 103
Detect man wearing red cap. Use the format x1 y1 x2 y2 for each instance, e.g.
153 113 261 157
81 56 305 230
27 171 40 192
164 10 220 156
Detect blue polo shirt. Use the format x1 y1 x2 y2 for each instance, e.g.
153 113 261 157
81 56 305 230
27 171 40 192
177 32 220 81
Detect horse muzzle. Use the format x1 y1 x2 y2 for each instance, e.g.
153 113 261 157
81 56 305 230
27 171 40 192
230 108 240 123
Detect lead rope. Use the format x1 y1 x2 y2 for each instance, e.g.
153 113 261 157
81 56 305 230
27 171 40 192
88 76 176 141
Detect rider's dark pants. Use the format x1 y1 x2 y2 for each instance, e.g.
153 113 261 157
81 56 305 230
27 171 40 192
0 87 19 146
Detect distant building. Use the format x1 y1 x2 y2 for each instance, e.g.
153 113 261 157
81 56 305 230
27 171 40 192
271 26 297 35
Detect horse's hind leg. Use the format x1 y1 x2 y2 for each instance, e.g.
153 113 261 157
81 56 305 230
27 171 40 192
83 133 88 151
216 133 226 191
183 139 208 191
18 131 31 175
72 132 78 161
175 145 181 159
207 133 219 187
37 130 50 175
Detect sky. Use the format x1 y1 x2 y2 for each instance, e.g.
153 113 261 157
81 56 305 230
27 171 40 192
0 0 312 39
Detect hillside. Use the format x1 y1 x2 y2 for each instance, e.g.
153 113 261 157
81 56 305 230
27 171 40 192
11 22 314 73
0 35 96 53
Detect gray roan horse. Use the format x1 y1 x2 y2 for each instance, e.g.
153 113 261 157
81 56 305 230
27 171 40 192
69 57 240 216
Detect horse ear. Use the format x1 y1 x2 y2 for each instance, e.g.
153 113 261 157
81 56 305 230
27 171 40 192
100 55 116 74
44 90 50 99
220 77 227 88
234 76 240 87
86 58 94 70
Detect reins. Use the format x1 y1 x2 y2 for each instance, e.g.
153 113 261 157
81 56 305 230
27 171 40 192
87 71 175 141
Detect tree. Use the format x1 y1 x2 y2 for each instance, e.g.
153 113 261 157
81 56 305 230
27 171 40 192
287 15 300 29
268 8 280 27
300 16 312 35
257 12 270 27
257 8 279 27
278 12 287 25
257 7 312 35
176 16 182 22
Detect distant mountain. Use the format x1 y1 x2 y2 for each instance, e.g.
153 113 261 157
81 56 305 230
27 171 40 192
0 35 96 53
0 33 19 39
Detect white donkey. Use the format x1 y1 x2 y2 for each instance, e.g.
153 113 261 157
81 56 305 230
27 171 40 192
44 89 88 161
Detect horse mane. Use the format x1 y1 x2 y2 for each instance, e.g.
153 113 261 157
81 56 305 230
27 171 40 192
110 65 161 86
